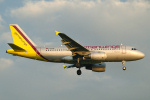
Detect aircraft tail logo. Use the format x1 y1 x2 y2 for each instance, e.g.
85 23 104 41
9 24 36 50
7 24 48 61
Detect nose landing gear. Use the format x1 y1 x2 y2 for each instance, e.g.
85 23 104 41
122 60 126 70
123 66 126 70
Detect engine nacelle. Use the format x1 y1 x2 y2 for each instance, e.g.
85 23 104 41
86 63 106 72
83 52 107 61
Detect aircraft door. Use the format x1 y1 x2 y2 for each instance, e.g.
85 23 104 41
122 45 126 54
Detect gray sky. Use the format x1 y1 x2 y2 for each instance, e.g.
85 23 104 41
0 0 150 100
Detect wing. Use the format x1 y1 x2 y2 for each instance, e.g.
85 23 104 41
56 31 90 56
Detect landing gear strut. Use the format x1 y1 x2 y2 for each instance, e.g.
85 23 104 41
76 58 82 75
122 60 126 70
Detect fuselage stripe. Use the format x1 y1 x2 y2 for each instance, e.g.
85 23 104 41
12 25 49 61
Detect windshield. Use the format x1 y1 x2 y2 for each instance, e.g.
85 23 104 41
131 48 137 50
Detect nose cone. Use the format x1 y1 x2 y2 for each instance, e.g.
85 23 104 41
130 51 145 61
139 52 145 59
140 53 145 59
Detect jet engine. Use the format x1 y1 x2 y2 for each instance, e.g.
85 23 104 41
83 52 107 61
85 63 106 72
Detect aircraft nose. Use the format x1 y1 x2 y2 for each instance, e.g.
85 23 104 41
138 52 145 59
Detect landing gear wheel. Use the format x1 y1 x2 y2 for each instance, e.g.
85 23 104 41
123 66 126 70
77 70 82 75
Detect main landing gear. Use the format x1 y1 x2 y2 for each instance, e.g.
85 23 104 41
122 60 126 70
76 63 82 75
76 58 82 75
77 69 82 75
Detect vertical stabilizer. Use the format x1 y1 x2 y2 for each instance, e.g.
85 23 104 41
7 24 48 61
10 24 36 49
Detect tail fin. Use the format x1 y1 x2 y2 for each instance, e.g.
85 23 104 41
10 24 36 50
7 24 48 61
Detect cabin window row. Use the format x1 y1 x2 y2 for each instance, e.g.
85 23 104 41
90 48 120 50
46 48 121 51
46 49 67 51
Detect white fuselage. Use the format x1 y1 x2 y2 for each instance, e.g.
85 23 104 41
37 45 145 64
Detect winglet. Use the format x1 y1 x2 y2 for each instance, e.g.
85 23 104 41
63 65 67 69
55 30 60 35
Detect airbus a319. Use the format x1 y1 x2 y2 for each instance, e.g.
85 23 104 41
6 24 145 75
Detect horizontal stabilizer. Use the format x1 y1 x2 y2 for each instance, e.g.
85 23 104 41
63 65 67 69
8 43 26 52
63 64 75 69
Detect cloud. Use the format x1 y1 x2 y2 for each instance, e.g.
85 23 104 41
0 32 12 43
0 0 3 3
11 0 67 19
10 0 150 44
0 15 4 30
0 15 3 22
10 0 150 19
33 37 54 46
0 58 14 70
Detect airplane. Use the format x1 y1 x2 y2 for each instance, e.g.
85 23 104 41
6 24 145 75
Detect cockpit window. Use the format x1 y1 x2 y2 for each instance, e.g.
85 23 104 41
131 48 137 50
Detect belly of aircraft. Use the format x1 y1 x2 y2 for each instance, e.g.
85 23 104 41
41 51 72 62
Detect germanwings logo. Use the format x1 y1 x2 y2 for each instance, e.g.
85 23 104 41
84 45 120 49
14 32 27 46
